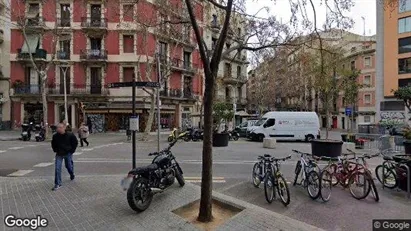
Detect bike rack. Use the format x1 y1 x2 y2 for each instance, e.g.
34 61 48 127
399 163 411 199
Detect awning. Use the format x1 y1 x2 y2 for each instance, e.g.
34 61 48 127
21 34 39 53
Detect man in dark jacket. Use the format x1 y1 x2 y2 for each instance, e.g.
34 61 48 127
51 123 78 191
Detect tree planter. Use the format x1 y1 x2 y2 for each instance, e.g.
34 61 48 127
213 133 229 147
311 139 343 157
404 141 411 154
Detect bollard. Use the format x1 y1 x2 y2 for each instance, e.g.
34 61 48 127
400 163 411 199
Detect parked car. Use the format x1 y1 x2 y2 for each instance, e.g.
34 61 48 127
247 111 320 142
236 120 257 137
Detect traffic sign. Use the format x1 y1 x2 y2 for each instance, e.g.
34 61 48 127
345 107 352 116
129 116 139 131
107 81 160 88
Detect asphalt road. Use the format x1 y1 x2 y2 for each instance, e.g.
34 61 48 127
1 132 411 230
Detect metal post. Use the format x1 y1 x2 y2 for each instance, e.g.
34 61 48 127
132 78 136 169
156 54 161 152
400 163 410 199
63 67 68 124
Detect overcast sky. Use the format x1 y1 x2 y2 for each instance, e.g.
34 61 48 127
246 0 377 36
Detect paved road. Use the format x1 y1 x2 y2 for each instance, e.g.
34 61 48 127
1 131 410 230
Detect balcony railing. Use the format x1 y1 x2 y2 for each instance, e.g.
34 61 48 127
80 49 108 60
17 49 47 60
160 89 195 99
223 74 247 84
26 17 45 27
57 50 70 60
81 17 108 28
13 84 42 95
48 84 109 95
57 17 71 27
169 57 194 72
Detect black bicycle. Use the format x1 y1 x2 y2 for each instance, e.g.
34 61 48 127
264 155 291 206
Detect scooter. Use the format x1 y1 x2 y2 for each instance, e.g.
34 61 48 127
34 124 46 142
168 128 189 142
228 130 239 141
21 122 33 141
168 128 178 142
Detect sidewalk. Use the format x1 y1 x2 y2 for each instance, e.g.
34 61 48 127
0 130 20 141
0 175 323 231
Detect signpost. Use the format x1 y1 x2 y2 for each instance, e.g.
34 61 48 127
108 80 159 169
345 107 352 116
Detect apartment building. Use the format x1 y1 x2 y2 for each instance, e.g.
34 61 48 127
9 0 204 131
0 0 11 130
203 6 248 125
376 0 411 123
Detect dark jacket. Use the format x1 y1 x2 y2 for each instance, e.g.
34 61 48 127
51 132 78 156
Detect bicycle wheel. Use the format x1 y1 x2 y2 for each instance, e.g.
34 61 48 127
367 172 380 202
276 175 290 206
252 163 262 188
348 172 371 200
264 175 275 203
326 164 339 186
306 170 320 200
320 170 332 202
293 161 302 186
375 165 398 189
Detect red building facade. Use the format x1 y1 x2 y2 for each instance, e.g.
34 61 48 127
10 0 204 131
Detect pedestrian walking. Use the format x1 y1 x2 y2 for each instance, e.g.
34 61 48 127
51 123 78 191
87 117 93 134
78 122 90 147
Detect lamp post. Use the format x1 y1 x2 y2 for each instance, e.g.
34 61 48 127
61 65 69 124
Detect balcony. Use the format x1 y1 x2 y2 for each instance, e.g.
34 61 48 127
57 17 71 28
160 88 196 99
56 50 70 60
24 17 46 32
81 17 107 36
223 74 247 85
0 29 3 44
80 49 107 62
13 84 42 95
17 48 47 61
223 53 248 64
168 57 195 75
48 84 109 96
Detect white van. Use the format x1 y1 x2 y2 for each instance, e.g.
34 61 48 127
247 112 320 142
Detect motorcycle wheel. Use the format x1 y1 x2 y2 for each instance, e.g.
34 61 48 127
175 166 185 187
183 136 191 142
167 136 174 142
36 138 40 142
127 177 153 212
233 135 239 141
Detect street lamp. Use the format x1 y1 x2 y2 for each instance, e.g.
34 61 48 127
61 65 69 125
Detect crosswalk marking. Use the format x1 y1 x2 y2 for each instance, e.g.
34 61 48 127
8 147 24 150
74 152 83 156
186 180 226 183
81 148 94 151
7 170 34 177
0 150 6 153
184 176 226 183
33 162 53 167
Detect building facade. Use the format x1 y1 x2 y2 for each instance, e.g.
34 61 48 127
9 0 206 131
376 0 411 124
0 0 11 130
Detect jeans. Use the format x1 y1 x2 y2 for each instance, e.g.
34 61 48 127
54 153 74 186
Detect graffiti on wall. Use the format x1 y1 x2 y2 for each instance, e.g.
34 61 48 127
380 111 405 122
88 114 105 133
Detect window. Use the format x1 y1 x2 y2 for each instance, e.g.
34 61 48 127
123 35 134 53
264 119 275 128
399 37 411 54
60 4 71 27
399 0 411 13
364 57 371 67
364 75 371 86
224 63 231 76
237 87 242 99
342 64 345 70
226 43 231 49
364 94 371 105
237 66 241 78
183 51 191 69
237 27 241 36
212 38 217 49
399 17 411 33
364 116 371 123
123 67 134 82
58 39 70 59
27 3 40 26
399 58 411 74
123 4 134 22
158 42 167 57
342 97 345 106
350 60 355 70
212 14 217 26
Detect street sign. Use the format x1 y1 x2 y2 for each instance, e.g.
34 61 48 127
107 81 160 88
129 116 139 131
345 107 352 116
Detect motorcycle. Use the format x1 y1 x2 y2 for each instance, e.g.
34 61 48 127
167 128 178 142
34 124 46 142
167 128 190 142
21 122 33 141
228 130 239 141
121 137 185 212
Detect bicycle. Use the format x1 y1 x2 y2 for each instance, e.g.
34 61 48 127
292 150 321 200
252 154 273 188
318 156 340 202
264 155 291 206
347 152 380 202
375 151 411 189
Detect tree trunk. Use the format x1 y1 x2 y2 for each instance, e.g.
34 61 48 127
142 90 156 141
198 71 214 222
199 101 203 128
41 74 48 139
